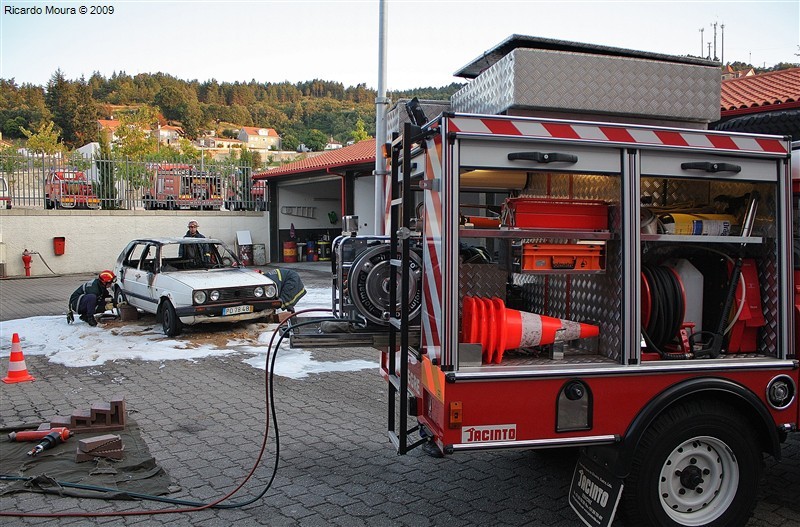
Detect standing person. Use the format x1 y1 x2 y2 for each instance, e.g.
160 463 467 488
180 220 207 261
184 220 205 239
67 270 116 326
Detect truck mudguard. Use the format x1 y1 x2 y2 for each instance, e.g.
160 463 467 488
586 377 782 478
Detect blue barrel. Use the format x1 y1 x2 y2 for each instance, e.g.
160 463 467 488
306 240 316 262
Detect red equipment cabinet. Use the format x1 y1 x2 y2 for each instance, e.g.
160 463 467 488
379 114 795 527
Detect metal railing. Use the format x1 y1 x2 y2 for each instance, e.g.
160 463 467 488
0 153 266 211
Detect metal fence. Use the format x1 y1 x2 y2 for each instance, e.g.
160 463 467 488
0 153 266 211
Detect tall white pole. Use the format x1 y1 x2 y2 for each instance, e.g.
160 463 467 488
374 0 389 235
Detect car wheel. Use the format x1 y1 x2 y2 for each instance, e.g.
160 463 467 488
114 286 127 306
159 299 182 337
621 399 762 527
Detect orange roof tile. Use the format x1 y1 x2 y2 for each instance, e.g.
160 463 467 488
98 119 121 131
721 68 800 116
241 126 278 137
254 138 376 179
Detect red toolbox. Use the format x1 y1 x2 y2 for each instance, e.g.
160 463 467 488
503 198 608 230
521 243 604 271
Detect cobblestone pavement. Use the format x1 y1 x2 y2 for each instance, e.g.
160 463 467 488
1 265 799 526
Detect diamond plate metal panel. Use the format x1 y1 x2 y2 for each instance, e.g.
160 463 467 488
459 263 507 312
758 238 779 358
512 240 623 362
452 48 720 124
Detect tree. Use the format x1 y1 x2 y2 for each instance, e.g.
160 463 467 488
350 118 371 142
45 69 78 146
114 107 158 160
114 107 158 190
3 116 27 138
96 132 117 208
302 129 328 152
154 85 188 121
72 77 98 146
21 121 64 155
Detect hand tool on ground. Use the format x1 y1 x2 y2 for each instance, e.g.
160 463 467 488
26 429 71 456
9 427 71 442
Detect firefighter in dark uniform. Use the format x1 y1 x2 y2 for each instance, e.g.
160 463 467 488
67 270 116 326
265 268 306 312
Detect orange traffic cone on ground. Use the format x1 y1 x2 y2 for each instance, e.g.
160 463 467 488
3 333 35 384
462 296 599 364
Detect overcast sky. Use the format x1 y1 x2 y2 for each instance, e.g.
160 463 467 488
1 0 798 90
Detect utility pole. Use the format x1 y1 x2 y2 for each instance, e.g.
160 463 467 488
708 42 712 60
711 22 718 61
699 28 704 57
721 24 725 65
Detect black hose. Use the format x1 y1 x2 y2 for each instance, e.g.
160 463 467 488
642 265 690 359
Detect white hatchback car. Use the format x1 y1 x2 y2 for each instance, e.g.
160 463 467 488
114 237 280 336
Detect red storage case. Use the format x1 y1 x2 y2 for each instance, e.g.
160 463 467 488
521 244 604 271
503 198 608 230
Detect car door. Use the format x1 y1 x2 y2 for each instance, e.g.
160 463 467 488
126 243 160 313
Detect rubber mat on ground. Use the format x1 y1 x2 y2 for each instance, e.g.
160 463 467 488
0 419 172 499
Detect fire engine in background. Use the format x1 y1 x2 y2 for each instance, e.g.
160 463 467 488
366 113 794 527
225 177 267 211
44 168 100 210
142 163 222 210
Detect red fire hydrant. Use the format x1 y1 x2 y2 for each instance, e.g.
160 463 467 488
22 249 32 277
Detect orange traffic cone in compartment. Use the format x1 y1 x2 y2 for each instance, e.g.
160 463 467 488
461 296 599 364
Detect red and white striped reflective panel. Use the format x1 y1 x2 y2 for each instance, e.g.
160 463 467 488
447 116 788 154
421 134 443 356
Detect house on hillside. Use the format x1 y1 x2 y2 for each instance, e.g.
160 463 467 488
324 137 342 150
238 126 281 151
97 119 122 142
721 64 756 80
155 125 183 145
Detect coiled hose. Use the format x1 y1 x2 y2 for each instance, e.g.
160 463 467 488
642 265 690 359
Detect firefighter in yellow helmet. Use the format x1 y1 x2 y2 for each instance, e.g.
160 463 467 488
67 270 116 326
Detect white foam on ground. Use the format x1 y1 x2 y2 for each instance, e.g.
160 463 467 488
0 287 376 379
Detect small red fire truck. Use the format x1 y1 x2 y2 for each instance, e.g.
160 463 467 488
44 169 100 210
142 163 222 210
375 113 794 527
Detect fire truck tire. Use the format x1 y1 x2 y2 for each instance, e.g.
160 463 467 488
45 198 54 209
621 399 761 527
167 198 177 210
159 299 183 337
143 196 154 210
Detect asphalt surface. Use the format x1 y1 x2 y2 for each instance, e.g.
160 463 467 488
1 263 800 526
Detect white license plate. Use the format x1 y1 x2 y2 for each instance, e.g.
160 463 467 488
223 305 254 316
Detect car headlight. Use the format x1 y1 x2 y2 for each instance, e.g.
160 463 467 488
264 284 277 298
254 286 264 298
210 290 220 301
193 291 207 304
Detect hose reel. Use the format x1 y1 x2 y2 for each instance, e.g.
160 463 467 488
348 244 423 325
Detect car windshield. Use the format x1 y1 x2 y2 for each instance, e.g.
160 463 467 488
160 241 240 271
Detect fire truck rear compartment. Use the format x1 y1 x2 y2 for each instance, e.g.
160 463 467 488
455 168 781 369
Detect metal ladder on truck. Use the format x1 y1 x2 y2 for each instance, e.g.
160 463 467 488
386 122 426 454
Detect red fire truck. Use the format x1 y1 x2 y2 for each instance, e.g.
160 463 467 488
44 168 100 210
142 163 222 210
374 114 794 527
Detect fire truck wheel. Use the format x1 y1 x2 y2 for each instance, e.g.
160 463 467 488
45 198 54 210
622 399 761 527
159 299 183 337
